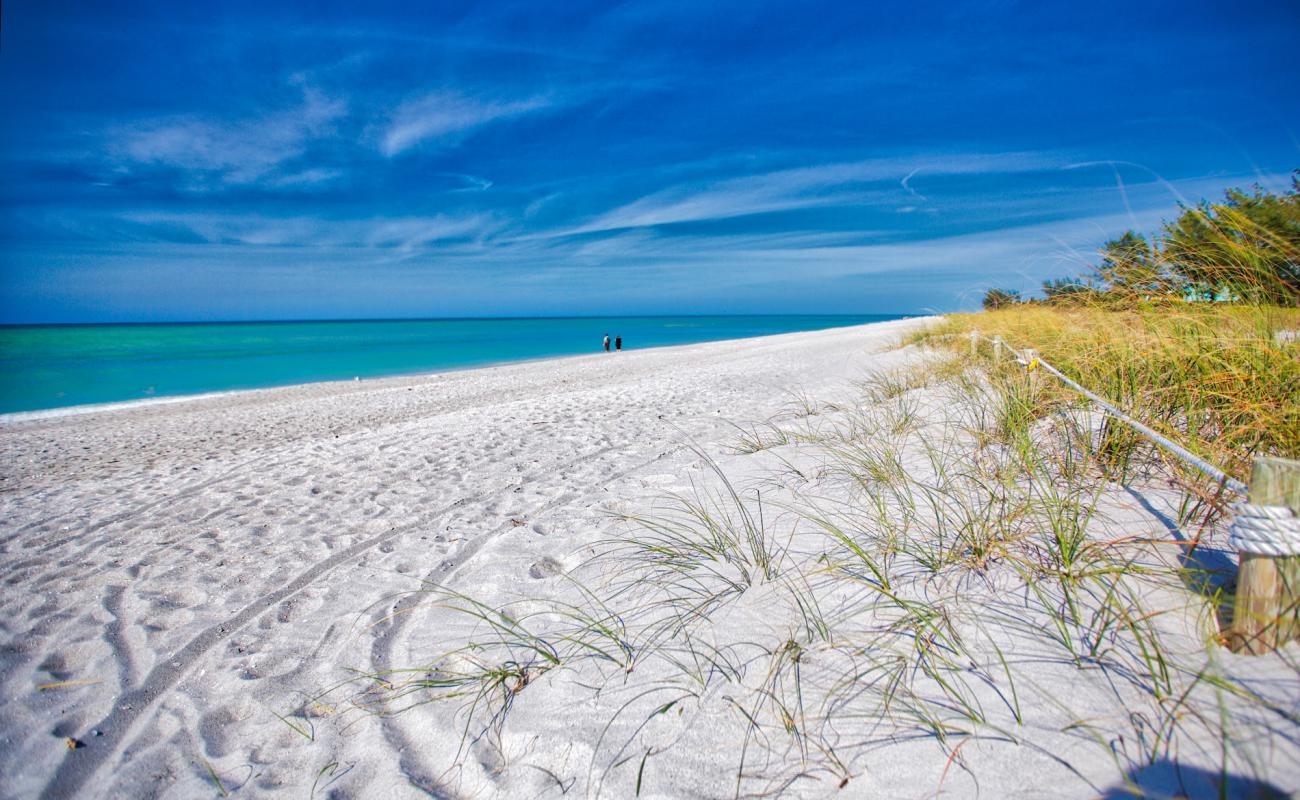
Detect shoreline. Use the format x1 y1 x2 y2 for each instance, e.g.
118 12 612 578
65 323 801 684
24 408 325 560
0 317 927 424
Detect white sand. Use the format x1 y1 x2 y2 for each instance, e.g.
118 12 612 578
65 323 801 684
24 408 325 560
2 317 1295 799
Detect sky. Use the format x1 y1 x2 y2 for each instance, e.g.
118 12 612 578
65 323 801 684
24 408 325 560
1 1 1297 323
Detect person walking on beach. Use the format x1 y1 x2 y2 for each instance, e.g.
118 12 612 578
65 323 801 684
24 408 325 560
615 335 622 352
603 333 610 352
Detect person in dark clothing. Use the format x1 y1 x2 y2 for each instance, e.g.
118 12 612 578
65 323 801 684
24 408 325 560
615 335 622 351
603 333 610 352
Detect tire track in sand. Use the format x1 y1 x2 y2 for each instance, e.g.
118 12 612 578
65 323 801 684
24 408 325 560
368 443 687 797
39 444 620 800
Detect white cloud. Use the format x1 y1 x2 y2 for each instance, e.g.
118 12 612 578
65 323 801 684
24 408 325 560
379 91 550 156
117 211 496 251
562 152 1068 234
266 167 345 189
111 86 346 189
364 215 496 250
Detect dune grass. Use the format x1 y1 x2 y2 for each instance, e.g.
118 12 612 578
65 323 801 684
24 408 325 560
322 305 1298 797
911 303 1299 493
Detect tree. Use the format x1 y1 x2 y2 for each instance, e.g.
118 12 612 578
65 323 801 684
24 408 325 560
1041 276 1090 303
977 177 1298 312
982 288 1021 310
1092 231 1174 300
1162 176 1299 304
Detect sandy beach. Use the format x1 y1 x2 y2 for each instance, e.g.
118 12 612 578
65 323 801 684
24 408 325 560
0 319 914 797
2 317 1296 799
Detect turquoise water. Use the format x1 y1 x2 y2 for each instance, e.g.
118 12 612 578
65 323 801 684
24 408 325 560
0 315 906 415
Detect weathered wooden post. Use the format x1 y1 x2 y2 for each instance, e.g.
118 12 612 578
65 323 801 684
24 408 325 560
1229 456 1300 655
992 336 1004 363
1023 348 1038 389
969 330 979 358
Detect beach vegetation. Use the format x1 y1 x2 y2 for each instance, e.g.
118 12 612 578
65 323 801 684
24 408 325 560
331 315 1295 795
1025 175 1299 308
981 287 1021 310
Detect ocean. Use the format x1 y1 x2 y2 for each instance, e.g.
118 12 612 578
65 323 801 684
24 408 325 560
0 315 908 416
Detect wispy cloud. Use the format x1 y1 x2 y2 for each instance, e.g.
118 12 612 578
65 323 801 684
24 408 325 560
379 91 551 156
115 211 497 251
109 84 347 190
364 215 497 250
265 167 346 189
490 170 1289 308
567 151 1066 233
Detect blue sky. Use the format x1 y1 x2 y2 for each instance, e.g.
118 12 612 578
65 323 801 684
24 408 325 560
1 1 1297 323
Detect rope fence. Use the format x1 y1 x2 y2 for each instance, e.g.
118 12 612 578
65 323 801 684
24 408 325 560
977 331 1248 493
921 327 1300 654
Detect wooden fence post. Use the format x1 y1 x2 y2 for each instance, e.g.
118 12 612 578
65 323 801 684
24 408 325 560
992 336 1004 363
1229 456 1300 654
970 330 979 357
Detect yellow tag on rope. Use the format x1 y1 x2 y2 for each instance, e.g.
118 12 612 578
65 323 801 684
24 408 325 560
1027 358 1040 372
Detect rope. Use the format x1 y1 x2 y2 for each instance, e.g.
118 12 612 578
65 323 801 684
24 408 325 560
967 332 1250 495
1028 354 1249 494
1230 502 1300 557
926 331 1300 559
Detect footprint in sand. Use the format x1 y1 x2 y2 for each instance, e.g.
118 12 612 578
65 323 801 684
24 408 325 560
528 557 563 579
37 652 72 681
198 697 257 757
274 586 326 624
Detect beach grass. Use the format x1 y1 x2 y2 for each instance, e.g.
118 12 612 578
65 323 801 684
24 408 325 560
328 299 1299 796
910 303 1299 490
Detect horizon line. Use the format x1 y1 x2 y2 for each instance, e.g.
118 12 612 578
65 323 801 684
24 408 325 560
0 312 922 328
